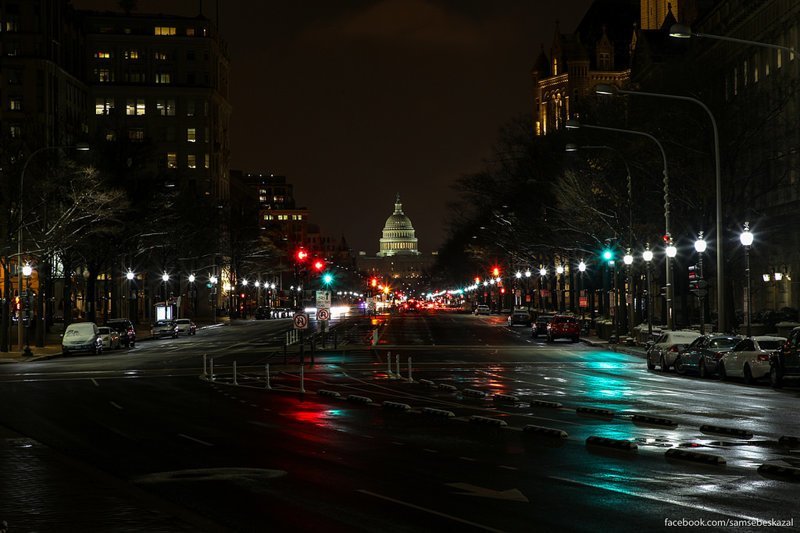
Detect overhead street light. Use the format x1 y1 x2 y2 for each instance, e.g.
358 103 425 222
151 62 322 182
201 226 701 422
668 23 796 53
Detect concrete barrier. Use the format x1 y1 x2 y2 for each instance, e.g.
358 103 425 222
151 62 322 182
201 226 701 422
469 415 507 427
631 414 677 427
382 401 411 411
585 436 637 451
665 448 726 465
523 425 568 439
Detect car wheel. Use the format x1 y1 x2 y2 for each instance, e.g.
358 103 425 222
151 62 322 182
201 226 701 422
717 362 727 381
659 356 669 372
675 357 686 375
547 335 553 343
743 365 754 385
699 360 708 378
769 366 782 388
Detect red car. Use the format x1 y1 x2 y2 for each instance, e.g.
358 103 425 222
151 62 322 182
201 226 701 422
546 315 580 343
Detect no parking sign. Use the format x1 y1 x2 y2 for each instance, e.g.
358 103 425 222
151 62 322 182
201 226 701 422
293 313 309 329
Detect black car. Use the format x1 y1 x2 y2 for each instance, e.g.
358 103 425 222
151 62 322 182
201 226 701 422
105 318 136 348
674 334 740 378
255 306 271 319
531 313 556 338
769 326 800 388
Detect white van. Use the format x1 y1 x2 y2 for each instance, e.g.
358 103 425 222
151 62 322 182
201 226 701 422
646 330 702 371
62 322 103 355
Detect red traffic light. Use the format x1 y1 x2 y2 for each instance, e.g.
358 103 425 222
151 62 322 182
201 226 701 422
296 249 308 261
313 260 325 271
370 277 378 288
492 266 500 277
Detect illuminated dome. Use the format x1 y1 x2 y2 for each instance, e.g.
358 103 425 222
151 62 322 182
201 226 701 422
377 194 420 257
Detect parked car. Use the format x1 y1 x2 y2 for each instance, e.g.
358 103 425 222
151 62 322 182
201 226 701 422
769 326 800 388
531 313 556 338
106 318 136 348
508 309 532 327
545 315 580 342
62 322 103 356
254 306 271 320
174 318 197 336
718 335 785 384
474 305 491 315
97 326 121 350
674 334 741 378
646 330 702 371
151 320 178 339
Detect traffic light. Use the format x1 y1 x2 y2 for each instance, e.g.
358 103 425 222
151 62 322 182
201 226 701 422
296 249 308 262
492 266 500 277
370 277 378 288
322 273 333 286
602 249 613 261
313 260 325 272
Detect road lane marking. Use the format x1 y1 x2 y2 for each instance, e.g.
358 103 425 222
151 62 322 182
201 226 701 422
459 456 476 462
91 378 99 387
109 401 123 410
548 476 762 521
498 465 518 471
178 433 214 447
357 490 504 533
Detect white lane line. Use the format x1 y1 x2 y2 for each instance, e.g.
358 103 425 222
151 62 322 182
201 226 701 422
178 433 214 447
459 456 476 462
357 490 504 533
423 449 439 453
249 404 257 408
498 465 518 471
362 435 375 439
91 378 99 387
109 401 123 410
548 476 762 521
391 441 404 446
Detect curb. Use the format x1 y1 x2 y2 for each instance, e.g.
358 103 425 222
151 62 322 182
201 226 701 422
421 407 455 418
576 407 615 419
665 448 726 465
585 436 637 451
699 424 753 439
469 415 507 427
631 414 677 427
523 425 568 439
757 463 800 481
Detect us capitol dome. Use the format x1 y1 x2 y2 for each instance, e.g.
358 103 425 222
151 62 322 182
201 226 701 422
377 194 421 257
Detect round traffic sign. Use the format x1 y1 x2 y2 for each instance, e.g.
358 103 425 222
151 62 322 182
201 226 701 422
317 308 330 321
293 313 309 329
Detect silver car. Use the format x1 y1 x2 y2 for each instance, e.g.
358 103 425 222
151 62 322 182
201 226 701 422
151 320 178 339
646 330 702 371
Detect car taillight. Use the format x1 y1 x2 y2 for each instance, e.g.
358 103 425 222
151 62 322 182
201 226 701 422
668 345 680 352
757 353 770 361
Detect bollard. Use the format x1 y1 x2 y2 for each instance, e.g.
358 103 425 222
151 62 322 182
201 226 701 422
265 363 271 390
408 357 413 382
387 351 393 377
202 354 207 379
210 357 215 381
300 363 305 393
233 361 238 385
395 353 400 377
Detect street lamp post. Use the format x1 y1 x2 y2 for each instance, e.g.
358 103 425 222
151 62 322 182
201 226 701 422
566 119 673 332
740 223 754 337
623 249 634 338
161 273 170 319
643 245 654 340
21 264 32 357
126 270 135 321
694 233 708 334
210 274 218 324
556 265 565 312
578 260 587 319
665 239 677 331
538 267 547 311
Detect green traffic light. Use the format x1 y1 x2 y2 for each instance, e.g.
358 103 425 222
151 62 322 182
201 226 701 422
602 249 613 261
322 273 334 285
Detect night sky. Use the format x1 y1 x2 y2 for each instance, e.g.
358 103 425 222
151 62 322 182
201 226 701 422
74 0 594 254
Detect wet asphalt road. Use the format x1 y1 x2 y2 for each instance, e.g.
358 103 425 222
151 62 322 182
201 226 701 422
0 310 798 531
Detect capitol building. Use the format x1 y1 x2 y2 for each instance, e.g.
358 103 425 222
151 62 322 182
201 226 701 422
358 194 434 282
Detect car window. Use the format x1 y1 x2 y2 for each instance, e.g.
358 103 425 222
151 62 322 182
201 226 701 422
687 337 703 348
757 340 782 351
710 337 738 349
734 339 754 351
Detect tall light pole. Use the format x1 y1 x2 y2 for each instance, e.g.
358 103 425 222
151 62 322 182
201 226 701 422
210 274 218 324
126 270 135 321
21 264 33 357
623 249 634 337
643 245 654 340
578 260 587 319
594 83 725 332
665 238 677 331
538 267 547 312
740 223 754 337
669 24 796 54
567 119 673 331
16 144 89 351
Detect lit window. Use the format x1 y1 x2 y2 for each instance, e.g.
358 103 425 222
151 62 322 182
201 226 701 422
124 50 139 60
105 130 116 141
155 73 171 84
5 16 19 32
9 124 21 138
96 68 113 82
128 128 144 142
204 154 210 169
187 154 197 169
9 97 22 111
264 214 273 221
778 49 783 69
95 97 114 115
94 51 111 59
187 128 196 142
154 26 177 36
167 152 177 169
127 99 145 116
154 51 168 60
156 99 176 116
186 27 196 36
753 54 759 83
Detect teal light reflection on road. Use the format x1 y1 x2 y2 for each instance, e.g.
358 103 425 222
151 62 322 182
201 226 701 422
581 373 628 401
